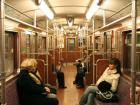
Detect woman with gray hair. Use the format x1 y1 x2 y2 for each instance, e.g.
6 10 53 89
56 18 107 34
16 58 59 105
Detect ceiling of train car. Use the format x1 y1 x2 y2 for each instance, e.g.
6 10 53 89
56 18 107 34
47 0 91 24
5 0 138 33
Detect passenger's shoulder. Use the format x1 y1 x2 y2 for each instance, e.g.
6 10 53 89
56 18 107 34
113 73 120 79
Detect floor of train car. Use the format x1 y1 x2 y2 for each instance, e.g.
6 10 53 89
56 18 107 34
57 63 85 105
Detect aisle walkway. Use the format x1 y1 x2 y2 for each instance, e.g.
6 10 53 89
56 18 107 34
57 64 85 105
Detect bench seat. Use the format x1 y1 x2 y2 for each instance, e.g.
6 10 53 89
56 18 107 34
94 77 131 105
6 77 20 105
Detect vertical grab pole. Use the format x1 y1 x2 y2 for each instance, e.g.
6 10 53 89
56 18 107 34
0 0 6 105
34 10 36 27
46 18 48 83
103 9 106 26
53 24 56 66
131 0 137 105
92 18 95 84
86 23 89 73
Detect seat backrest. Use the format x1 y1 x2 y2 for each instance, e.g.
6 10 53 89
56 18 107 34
48 55 57 86
96 59 109 82
6 77 20 105
36 59 46 84
94 54 103 63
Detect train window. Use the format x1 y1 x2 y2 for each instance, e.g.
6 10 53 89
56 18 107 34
30 34 36 58
78 38 82 47
5 32 17 76
95 36 101 51
20 32 30 54
137 33 140 44
38 36 46 53
48 36 53 49
57 36 64 48
104 31 120 59
67 38 75 51
104 31 112 59
20 32 36 58
89 36 93 49
78 37 86 48
126 32 140 45
124 31 140 73
106 34 112 50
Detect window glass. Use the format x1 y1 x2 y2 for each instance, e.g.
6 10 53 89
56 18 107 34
5 32 15 75
38 36 46 53
67 38 75 51
125 31 140 72
20 32 36 58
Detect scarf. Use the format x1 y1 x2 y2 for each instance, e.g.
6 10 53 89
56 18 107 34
29 71 42 85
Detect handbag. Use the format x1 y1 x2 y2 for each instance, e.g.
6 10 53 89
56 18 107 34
96 90 113 101
96 81 119 102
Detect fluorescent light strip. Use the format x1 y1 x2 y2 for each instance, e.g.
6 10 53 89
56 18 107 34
39 0 54 20
86 0 99 20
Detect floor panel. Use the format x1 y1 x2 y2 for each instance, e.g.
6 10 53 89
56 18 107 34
57 65 85 105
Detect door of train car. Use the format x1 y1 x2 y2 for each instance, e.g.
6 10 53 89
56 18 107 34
62 35 81 63
123 30 140 74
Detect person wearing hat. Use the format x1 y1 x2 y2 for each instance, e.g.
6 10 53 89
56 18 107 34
77 58 121 105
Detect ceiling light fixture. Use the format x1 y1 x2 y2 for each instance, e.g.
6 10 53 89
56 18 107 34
36 0 54 20
86 0 99 20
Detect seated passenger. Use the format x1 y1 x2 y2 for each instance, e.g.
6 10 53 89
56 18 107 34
16 58 59 105
77 58 121 105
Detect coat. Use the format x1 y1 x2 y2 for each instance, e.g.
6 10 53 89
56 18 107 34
16 69 48 105
96 67 120 92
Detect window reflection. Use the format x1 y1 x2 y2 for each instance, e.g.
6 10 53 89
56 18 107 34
5 32 15 76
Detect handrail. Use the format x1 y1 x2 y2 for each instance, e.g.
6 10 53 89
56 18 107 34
93 14 131 33
5 2 33 20
106 2 132 20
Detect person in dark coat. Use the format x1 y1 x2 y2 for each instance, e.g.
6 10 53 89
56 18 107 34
73 59 87 88
53 60 67 88
16 58 59 105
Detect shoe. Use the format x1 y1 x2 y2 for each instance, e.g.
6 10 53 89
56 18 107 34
59 86 67 88
62 86 67 88
73 81 76 84
76 84 84 88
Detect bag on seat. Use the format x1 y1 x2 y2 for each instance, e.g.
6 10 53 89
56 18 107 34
96 81 119 102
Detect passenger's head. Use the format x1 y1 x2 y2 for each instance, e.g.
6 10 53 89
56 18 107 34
20 58 37 73
109 58 121 74
78 59 82 63
58 60 63 65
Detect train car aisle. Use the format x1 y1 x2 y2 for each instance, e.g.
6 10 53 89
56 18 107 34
57 64 85 105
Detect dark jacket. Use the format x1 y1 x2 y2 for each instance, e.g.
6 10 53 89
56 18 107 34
16 69 48 105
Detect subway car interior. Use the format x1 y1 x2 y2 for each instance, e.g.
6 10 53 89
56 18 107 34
0 0 140 105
